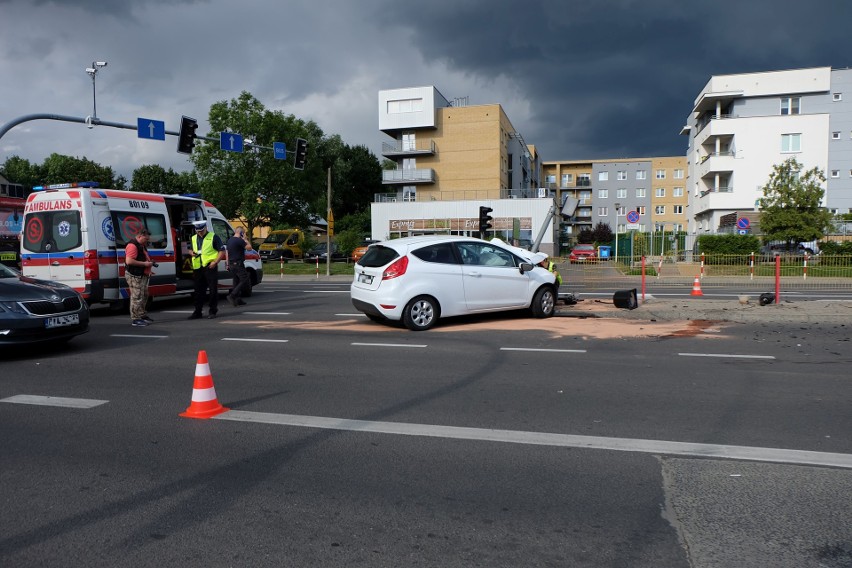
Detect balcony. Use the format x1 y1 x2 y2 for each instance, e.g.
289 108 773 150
697 151 735 179
382 168 436 185
382 139 436 157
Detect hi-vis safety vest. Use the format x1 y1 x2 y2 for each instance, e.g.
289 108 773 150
191 232 218 269
548 261 563 286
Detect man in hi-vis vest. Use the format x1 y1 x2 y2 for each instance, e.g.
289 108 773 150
188 220 226 319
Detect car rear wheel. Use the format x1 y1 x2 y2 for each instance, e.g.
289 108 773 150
530 286 556 318
402 295 439 331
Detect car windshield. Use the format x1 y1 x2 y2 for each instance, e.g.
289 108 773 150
0 264 18 278
358 245 400 268
574 245 594 251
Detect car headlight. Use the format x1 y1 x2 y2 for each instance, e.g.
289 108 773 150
0 300 26 314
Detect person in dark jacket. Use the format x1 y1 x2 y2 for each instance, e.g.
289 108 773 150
226 227 253 306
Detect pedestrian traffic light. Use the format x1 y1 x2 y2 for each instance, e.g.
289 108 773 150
177 115 198 154
294 138 308 170
478 206 493 234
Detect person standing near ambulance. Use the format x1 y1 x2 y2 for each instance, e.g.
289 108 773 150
225 226 252 307
188 220 225 319
125 229 154 327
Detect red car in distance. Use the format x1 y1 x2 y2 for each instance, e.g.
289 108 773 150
568 244 597 263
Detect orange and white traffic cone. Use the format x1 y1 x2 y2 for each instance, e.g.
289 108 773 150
690 276 703 296
180 350 229 419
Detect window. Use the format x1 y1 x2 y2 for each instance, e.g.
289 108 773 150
616 188 627 199
636 170 647 180
402 133 416 151
833 132 841 140
655 188 666 198
546 174 556 184
578 174 591 186
636 206 646 215
616 205 625 216
831 170 840 178
598 189 608 199
655 205 665 215
673 187 684 197
781 133 801 152
674 169 684 179
23 210 83 253
656 169 666 179
598 171 609 181
413 243 458 265
780 96 801 115
834 93 843 101
617 170 627 180
598 207 608 216
635 188 646 198
561 173 573 186
579 191 591 201
673 205 684 214
387 98 424 113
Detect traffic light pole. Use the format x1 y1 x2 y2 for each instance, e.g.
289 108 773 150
0 113 282 151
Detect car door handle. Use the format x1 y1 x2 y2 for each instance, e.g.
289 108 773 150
51 261 61 266
467 271 483 277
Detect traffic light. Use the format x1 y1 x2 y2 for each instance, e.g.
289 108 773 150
177 115 198 154
294 138 308 170
478 206 493 234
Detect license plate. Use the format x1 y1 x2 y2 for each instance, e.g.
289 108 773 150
45 314 79 328
358 273 373 284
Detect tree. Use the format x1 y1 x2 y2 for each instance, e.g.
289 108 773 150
590 221 613 244
191 91 329 240
758 158 833 247
1 154 126 189
311 136 381 219
131 164 200 195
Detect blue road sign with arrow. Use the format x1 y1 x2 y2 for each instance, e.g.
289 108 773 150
220 132 244 153
137 118 165 140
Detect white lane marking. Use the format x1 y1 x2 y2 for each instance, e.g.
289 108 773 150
501 347 587 353
303 290 349 293
244 312 292 315
110 334 169 339
336 313 367 317
351 342 427 348
213 411 852 470
0 395 108 408
222 338 289 343
678 353 775 359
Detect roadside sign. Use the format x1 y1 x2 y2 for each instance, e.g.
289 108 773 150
220 132 244 153
273 142 286 160
626 224 639 231
737 217 750 230
626 210 640 224
738 229 748 235
137 118 165 141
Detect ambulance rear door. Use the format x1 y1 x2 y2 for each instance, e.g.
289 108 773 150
109 195 177 298
21 191 86 293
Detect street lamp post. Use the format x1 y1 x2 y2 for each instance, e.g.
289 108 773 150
614 202 621 263
85 61 108 120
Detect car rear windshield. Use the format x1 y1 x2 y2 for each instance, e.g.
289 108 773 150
358 245 400 268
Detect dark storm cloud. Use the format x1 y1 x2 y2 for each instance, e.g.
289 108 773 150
375 0 852 160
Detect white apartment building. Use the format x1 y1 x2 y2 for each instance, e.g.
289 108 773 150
682 66 852 234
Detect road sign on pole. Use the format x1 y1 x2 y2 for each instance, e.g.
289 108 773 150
626 210 640 224
273 142 286 160
137 118 165 140
737 217 750 230
220 132 244 153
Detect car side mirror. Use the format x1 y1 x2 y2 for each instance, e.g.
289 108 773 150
519 262 533 274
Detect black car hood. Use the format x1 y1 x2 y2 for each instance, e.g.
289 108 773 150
0 276 75 300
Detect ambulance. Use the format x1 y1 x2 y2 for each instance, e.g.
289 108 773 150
20 182 263 308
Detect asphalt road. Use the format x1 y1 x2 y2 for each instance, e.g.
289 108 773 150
1 281 851 567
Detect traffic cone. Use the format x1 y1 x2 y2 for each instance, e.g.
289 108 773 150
180 350 229 419
690 276 703 296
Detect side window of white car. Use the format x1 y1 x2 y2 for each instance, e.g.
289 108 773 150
413 243 456 264
456 243 516 267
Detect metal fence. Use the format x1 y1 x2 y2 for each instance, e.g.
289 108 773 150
556 254 852 291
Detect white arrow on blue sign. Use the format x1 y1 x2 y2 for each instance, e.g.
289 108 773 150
137 118 165 140
220 132 244 153
273 141 286 160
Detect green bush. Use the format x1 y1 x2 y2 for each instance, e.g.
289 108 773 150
697 234 761 255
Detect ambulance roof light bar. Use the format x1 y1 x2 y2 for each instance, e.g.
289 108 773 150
32 181 100 191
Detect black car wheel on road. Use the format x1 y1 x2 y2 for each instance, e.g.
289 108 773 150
0 264 90 346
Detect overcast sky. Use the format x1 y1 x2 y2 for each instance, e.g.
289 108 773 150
2 0 851 181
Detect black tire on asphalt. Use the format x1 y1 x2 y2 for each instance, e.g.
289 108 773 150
530 286 556 318
402 295 439 331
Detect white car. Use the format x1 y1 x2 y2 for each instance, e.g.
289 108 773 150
350 235 557 331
